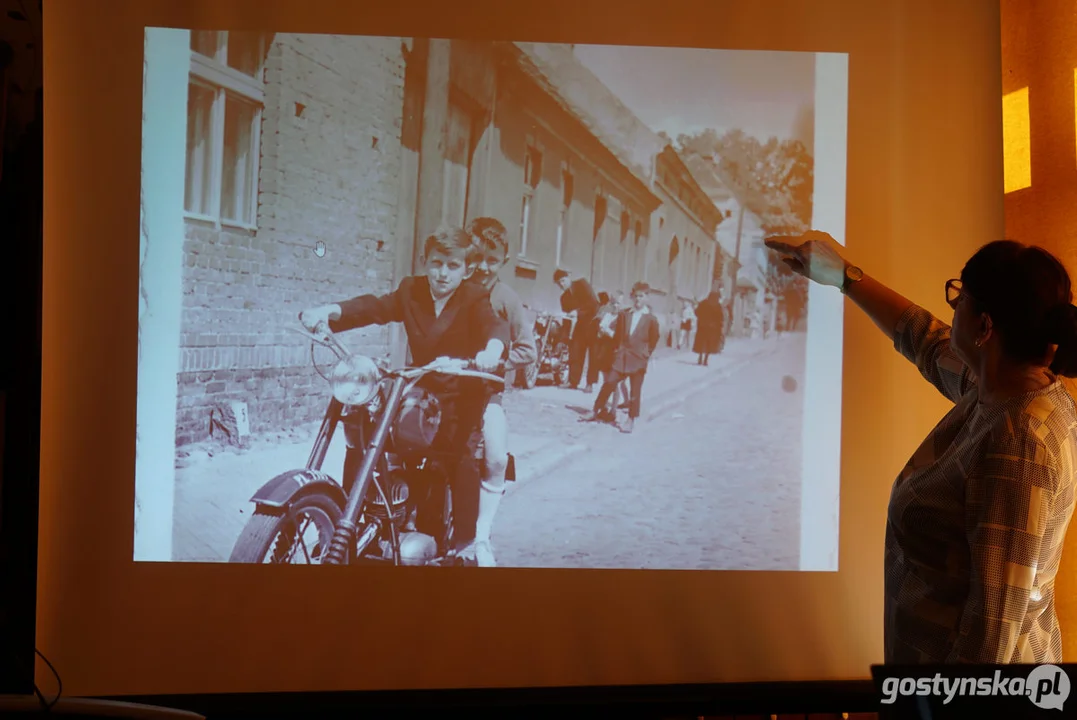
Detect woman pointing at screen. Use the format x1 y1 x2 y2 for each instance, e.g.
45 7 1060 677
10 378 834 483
767 230 1077 664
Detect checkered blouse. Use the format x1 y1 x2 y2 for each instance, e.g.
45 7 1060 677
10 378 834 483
885 305 1077 663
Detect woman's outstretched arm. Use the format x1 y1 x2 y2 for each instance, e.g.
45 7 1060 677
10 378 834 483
844 272 915 343
765 231 914 341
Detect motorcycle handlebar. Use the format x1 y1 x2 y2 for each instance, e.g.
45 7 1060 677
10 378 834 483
309 321 349 359
292 321 336 348
298 322 505 385
415 358 506 386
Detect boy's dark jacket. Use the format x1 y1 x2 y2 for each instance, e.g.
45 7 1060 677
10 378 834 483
609 309 660 375
559 277 600 321
328 275 509 366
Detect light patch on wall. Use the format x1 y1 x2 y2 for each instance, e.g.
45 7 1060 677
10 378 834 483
1002 87 1032 193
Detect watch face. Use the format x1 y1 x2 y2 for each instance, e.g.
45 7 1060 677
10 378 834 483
847 266 863 281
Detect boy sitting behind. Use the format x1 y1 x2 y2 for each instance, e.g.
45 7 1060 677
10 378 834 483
465 217 537 567
299 227 507 560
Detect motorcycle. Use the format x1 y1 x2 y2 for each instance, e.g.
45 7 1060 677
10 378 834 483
228 322 505 566
516 308 573 389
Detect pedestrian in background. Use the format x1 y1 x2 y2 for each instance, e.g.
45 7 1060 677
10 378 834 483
592 292 621 419
678 299 696 350
582 282 660 434
554 268 600 393
694 290 725 366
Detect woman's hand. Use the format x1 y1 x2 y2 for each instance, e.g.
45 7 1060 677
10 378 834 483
765 230 849 289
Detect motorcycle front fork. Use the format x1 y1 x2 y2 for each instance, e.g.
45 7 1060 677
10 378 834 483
306 399 344 472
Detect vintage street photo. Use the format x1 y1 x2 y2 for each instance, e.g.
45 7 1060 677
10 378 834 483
136 30 847 569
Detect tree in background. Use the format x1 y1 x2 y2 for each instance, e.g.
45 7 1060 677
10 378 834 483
676 127 813 331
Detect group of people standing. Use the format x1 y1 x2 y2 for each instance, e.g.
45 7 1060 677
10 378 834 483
552 269 728 433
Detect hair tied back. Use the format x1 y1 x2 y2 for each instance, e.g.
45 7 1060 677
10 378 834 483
1048 303 1077 342
1047 302 1077 377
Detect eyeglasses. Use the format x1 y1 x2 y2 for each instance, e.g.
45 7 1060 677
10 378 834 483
945 278 970 310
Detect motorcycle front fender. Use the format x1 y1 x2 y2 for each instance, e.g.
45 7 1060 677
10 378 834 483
249 468 347 513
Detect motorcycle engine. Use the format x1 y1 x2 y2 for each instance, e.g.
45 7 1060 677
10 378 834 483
396 532 438 566
364 474 410 527
366 475 438 566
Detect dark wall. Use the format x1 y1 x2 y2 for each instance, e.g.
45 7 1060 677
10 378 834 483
0 38 41 694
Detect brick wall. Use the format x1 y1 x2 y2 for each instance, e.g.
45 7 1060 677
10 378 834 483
175 33 406 446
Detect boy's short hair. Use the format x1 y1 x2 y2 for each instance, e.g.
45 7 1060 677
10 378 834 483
423 226 479 264
466 217 509 255
631 281 651 296
597 291 611 305
553 268 570 285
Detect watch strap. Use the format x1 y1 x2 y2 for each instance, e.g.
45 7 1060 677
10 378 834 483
841 265 863 294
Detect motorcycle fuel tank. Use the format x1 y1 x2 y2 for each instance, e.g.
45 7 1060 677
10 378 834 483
392 388 441 454
397 531 438 566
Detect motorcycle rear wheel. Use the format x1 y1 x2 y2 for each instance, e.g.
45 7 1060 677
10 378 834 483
229 493 342 564
515 338 543 389
553 346 570 386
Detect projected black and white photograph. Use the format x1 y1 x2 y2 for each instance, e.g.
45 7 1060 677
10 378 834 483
136 29 848 569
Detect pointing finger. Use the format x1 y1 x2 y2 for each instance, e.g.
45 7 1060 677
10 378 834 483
764 236 802 254
782 257 805 273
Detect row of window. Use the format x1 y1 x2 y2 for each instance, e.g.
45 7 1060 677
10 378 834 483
181 31 713 297
518 142 645 284
184 31 267 228
1001 70 1077 194
518 141 713 294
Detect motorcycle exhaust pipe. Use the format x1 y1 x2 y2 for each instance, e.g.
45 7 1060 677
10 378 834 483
323 518 379 565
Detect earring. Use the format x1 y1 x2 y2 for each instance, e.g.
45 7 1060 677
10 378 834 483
975 339 983 348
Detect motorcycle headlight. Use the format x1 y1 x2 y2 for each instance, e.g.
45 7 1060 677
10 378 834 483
330 355 381 406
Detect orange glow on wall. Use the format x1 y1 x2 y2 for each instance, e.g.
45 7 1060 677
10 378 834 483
1002 87 1032 193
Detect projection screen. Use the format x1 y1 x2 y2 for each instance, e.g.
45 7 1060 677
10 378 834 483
39 0 1004 699
135 30 847 574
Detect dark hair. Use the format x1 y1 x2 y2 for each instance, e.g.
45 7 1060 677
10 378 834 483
597 291 611 305
553 268 570 284
631 282 651 295
466 217 509 255
960 240 1077 377
423 227 478 264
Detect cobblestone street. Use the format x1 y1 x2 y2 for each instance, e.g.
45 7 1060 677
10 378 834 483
493 331 804 570
170 332 807 566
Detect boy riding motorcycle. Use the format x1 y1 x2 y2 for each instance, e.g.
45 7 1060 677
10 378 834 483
299 227 507 563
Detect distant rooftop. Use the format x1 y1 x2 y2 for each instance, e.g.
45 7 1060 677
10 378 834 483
509 42 665 191
684 153 773 219
506 42 732 226
685 155 735 204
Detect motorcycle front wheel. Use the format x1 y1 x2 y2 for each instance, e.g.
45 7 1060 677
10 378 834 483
228 493 342 564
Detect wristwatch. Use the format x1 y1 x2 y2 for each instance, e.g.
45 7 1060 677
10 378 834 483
841 264 864 294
